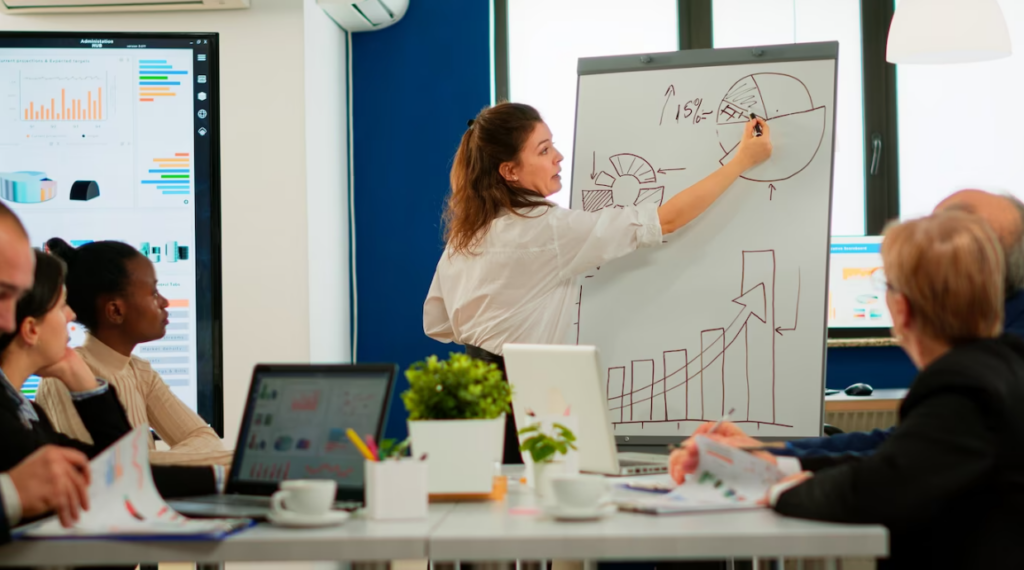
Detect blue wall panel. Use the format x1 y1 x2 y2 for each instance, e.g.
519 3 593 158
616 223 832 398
352 0 491 439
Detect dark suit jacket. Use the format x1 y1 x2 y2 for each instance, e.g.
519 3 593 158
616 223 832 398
0 384 216 502
774 335 1024 568
0 488 8 546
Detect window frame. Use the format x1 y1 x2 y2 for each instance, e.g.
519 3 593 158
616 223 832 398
494 0 899 237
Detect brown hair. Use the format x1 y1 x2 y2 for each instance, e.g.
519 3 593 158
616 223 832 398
882 210 1005 343
444 102 551 255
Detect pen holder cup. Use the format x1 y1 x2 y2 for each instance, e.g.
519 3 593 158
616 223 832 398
364 458 429 520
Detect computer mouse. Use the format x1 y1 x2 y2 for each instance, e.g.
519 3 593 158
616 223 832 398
844 383 874 396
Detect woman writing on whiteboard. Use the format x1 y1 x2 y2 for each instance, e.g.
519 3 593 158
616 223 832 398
423 102 772 463
36 239 231 467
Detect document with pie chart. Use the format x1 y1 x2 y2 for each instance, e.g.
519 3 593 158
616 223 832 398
570 43 837 440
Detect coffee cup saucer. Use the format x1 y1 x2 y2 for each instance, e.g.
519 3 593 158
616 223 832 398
267 508 350 528
545 503 617 521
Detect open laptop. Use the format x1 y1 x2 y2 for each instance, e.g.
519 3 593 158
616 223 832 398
168 363 396 519
502 344 668 476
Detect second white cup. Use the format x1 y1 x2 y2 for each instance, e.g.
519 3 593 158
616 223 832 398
550 474 610 511
270 479 337 517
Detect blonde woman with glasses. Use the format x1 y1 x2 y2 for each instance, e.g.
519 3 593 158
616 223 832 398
765 211 1024 568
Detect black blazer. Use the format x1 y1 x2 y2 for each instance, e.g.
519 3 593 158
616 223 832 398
775 335 1024 569
0 488 8 546
0 384 216 501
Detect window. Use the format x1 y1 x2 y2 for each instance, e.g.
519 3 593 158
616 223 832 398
897 0 1024 219
713 0 867 236
506 0 678 208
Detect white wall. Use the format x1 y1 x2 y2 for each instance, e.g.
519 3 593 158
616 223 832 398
0 0 350 444
303 0 352 364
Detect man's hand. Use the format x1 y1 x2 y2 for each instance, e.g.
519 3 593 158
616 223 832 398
9 446 91 527
669 421 754 483
758 471 812 506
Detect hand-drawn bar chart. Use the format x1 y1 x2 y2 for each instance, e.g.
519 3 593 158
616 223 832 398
603 250 788 428
20 72 107 121
138 60 188 103
141 153 191 196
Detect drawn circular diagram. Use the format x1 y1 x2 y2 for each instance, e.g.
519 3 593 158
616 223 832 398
716 73 826 183
581 153 665 212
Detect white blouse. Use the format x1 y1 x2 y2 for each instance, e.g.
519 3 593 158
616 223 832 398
424 203 663 355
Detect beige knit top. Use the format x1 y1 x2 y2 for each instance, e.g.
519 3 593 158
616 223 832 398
36 334 233 466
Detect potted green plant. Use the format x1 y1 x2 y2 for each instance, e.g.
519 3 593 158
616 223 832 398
518 421 577 502
402 353 512 494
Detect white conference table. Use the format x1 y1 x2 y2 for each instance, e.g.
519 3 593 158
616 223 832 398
0 504 455 567
431 491 887 563
0 477 888 567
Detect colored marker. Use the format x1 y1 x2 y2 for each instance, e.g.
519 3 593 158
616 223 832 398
346 428 376 461
365 435 380 461
750 113 763 137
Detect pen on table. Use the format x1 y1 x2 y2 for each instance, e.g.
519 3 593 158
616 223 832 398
346 428 377 461
750 113 763 137
365 434 380 461
709 407 736 435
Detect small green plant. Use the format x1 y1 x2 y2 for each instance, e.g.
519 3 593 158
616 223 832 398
518 422 577 463
377 437 412 460
401 353 512 420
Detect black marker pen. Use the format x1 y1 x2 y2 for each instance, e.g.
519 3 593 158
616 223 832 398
750 112 763 137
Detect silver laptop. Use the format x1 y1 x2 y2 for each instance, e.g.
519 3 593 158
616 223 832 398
168 363 396 519
502 344 668 476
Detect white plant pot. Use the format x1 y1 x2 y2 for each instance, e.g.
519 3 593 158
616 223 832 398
408 414 504 494
533 460 566 506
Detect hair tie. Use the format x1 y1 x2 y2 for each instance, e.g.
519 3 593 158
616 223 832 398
466 119 475 128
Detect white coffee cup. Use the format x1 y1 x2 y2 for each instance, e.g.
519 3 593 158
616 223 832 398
270 479 337 517
550 473 610 511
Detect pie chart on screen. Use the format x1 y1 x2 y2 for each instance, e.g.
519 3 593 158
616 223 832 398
716 73 826 183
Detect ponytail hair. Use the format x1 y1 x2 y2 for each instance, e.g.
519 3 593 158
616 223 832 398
445 102 550 255
46 238 142 332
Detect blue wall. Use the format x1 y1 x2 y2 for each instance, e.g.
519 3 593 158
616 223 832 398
352 3 917 440
352 0 491 440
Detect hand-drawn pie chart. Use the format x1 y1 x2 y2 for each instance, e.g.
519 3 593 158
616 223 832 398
716 73 826 183
581 153 665 212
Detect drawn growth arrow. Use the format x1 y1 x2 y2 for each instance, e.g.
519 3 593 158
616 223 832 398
657 168 686 175
659 84 676 126
591 151 597 180
775 268 801 336
769 184 777 201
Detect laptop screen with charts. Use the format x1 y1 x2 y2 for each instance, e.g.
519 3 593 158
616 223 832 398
227 363 395 501
502 344 667 476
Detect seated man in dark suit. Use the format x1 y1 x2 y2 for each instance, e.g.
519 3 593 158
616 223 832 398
0 205 93 544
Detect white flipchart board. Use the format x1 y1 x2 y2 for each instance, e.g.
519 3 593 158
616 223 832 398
569 43 838 441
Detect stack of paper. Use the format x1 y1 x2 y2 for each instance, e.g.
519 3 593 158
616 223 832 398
16 425 253 540
615 436 784 514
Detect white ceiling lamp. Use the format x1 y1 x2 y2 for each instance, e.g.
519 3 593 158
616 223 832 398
887 0 1012 64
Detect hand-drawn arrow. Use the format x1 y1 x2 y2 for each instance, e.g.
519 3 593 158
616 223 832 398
591 151 597 180
657 168 686 174
769 184 777 201
659 85 676 126
727 283 767 347
775 268 801 336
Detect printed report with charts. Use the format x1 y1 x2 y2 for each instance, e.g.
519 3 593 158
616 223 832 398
616 436 784 514
16 425 253 540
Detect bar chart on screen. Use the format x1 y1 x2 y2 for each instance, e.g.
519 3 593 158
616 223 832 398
20 72 107 122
